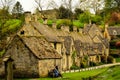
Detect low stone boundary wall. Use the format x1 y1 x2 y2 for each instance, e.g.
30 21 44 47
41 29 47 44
62 63 120 73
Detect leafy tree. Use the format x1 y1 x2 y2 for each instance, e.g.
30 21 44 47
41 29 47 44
0 8 11 20
74 8 84 19
12 1 24 19
91 15 102 25
57 6 72 19
78 11 92 24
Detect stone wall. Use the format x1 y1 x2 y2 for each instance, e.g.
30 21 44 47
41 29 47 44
38 59 61 77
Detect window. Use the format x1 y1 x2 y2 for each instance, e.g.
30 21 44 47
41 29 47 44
54 42 57 49
113 30 117 35
20 30 25 35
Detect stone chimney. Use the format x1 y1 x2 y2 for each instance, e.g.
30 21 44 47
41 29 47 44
61 25 69 32
79 28 83 34
32 14 38 22
25 11 32 24
52 23 56 29
73 26 77 32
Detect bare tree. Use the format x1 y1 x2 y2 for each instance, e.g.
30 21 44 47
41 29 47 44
89 0 104 14
34 0 50 11
47 0 60 9
74 0 89 11
0 0 14 9
61 0 73 10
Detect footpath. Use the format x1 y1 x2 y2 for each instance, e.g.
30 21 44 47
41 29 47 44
62 63 120 73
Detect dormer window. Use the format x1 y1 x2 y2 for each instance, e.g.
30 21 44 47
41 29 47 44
113 30 117 35
20 30 25 35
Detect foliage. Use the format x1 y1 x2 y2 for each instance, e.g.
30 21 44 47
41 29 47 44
57 6 73 19
1 19 22 38
78 11 92 24
110 39 120 49
12 1 24 19
39 19 44 23
70 64 79 70
91 15 102 25
71 51 76 65
0 49 5 57
47 19 53 27
80 61 88 68
56 19 72 29
89 61 98 67
107 56 115 63
0 8 11 20
73 20 84 28
110 53 120 58
101 55 107 63
74 8 84 19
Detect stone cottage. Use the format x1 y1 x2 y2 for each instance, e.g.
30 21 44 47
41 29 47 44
1 12 62 78
104 25 120 41
0 12 110 78
82 24 109 61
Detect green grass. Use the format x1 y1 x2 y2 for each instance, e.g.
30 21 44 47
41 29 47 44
116 58 120 62
73 20 84 28
15 68 108 80
95 66 120 80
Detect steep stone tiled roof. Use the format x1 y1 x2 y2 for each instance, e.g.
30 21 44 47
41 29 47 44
31 22 61 43
83 24 92 34
20 36 62 59
107 27 120 36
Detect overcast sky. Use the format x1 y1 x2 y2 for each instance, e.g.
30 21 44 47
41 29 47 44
15 0 79 13
16 0 35 12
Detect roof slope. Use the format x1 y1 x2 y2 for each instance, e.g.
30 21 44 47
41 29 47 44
20 36 61 59
107 27 120 35
31 22 61 42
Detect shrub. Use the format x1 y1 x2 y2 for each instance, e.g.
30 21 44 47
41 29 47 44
89 61 98 67
107 56 115 63
0 49 5 57
39 19 44 23
47 19 53 27
80 62 88 68
73 20 84 28
110 54 120 58
56 19 72 29
101 55 107 63
70 65 79 70
1 19 22 37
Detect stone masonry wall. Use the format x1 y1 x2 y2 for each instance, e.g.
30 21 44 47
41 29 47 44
38 59 61 77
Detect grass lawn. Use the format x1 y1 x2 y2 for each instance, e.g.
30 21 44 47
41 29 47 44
116 58 120 62
15 68 108 80
95 66 120 80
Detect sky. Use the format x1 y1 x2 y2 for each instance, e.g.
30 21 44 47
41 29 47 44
16 0 35 12
14 0 98 14
15 0 79 13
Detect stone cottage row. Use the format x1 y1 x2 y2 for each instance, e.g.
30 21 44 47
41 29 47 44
0 12 109 78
